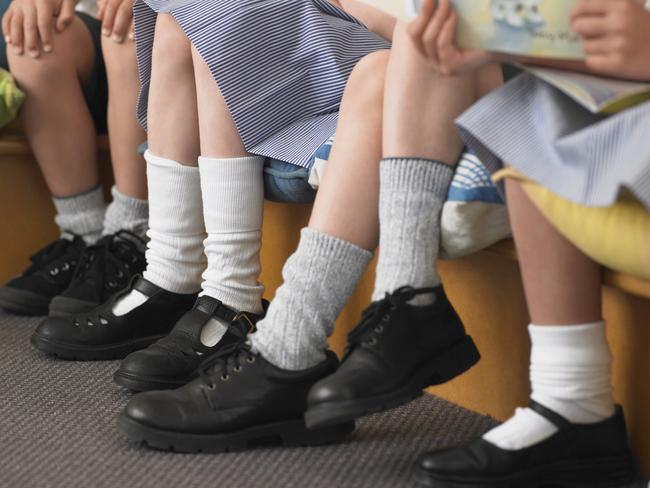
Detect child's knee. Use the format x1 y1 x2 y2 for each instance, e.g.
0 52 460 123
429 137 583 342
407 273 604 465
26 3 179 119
346 50 390 106
152 14 192 71
7 18 93 84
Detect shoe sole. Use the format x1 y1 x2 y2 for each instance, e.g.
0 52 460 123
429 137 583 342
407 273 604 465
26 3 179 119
48 296 97 317
30 333 168 361
413 452 643 487
118 414 355 453
305 335 480 429
113 370 190 392
0 287 51 316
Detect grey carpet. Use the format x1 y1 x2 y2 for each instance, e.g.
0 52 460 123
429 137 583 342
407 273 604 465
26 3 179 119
0 311 492 488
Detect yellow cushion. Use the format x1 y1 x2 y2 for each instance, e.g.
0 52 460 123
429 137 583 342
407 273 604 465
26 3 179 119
494 168 650 280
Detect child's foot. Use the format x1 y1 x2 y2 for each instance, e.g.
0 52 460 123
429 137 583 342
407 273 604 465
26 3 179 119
118 341 354 453
30 276 196 360
305 286 480 428
0 234 87 316
48 230 147 317
414 402 642 488
113 295 266 391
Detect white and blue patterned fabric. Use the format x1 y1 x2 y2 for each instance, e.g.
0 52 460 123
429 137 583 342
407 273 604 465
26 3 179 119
133 0 390 168
457 73 650 210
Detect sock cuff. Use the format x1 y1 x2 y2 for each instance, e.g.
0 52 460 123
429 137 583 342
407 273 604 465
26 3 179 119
380 157 455 192
299 227 373 263
53 184 105 213
145 150 198 172
529 322 608 349
103 186 149 238
110 185 148 212
53 185 106 242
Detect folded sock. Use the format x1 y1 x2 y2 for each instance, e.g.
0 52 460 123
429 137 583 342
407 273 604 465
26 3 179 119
198 155 265 316
53 185 106 244
141 150 206 294
483 321 615 450
250 228 373 370
372 158 454 305
103 186 149 240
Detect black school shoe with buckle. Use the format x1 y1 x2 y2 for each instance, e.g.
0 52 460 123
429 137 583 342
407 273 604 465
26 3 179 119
113 295 267 392
0 233 86 316
31 276 196 360
414 401 643 488
305 285 480 429
48 230 147 317
118 323 355 453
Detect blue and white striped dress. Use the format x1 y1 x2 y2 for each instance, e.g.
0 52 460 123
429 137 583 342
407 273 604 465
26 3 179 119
133 0 390 168
456 73 650 210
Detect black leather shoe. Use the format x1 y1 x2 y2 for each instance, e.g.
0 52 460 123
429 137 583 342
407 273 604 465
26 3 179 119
31 276 196 360
113 295 267 391
0 234 86 316
49 231 147 317
305 286 480 428
414 401 643 488
118 328 355 453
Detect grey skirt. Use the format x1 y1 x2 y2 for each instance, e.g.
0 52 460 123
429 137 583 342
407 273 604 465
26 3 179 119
456 73 650 209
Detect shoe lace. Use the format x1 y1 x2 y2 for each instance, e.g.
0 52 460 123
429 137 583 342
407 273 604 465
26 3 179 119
71 231 145 293
345 286 438 356
197 317 256 390
26 236 80 276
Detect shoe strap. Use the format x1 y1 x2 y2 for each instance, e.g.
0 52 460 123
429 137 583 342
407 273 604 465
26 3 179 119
529 400 572 430
131 275 162 297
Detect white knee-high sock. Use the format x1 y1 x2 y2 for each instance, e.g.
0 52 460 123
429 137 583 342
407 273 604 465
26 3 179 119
198 155 265 316
483 321 615 450
142 151 207 293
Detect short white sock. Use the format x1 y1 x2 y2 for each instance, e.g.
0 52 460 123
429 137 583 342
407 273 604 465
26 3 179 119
198 155 265 314
112 289 148 317
200 316 229 347
141 151 207 295
483 321 615 450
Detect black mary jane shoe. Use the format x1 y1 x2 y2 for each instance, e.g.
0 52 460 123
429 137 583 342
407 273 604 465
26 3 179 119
117 328 355 453
31 276 196 360
305 285 480 429
113 295 267 392
48 230 147 317
414 401 643 488
0 234 86 316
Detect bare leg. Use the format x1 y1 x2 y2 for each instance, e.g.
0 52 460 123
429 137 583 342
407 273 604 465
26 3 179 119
308 50 390 251
146 14 199 165
101 36 147 199
506 179 602 324
8 18 97 197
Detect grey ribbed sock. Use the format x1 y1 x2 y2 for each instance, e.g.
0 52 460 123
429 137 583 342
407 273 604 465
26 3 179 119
250 228 373 370
372 158 455 305
103 186 149 240
53 185 106 244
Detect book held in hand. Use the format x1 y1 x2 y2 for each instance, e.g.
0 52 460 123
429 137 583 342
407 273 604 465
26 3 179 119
451 0 584 60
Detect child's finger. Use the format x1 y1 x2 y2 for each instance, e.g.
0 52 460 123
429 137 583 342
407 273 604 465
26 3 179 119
582 38 611 56
23 5 41 57
10 10 24 53
436 7 459 66
422 0 451 61
110 2 132 42
407 0 435 40
572 16 608 39
55 0 75 32
128 18 135 41
2 10 13 44
36 1 54 52
571 0 611 22
102 0 118 36
583 52 617 75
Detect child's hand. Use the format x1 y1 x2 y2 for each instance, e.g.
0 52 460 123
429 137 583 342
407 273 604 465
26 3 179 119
572 0 650 81
407 0 498 76
98 0 135 43
2 0 76 57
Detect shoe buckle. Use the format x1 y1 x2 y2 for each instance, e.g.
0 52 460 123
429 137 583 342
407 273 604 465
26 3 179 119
233 312 256 334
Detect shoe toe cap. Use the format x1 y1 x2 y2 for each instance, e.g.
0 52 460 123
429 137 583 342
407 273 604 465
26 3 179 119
34 316 73 340
125 391 188 429
308 376 357 407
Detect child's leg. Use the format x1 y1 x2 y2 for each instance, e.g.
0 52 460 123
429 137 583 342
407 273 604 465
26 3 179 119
250 50 389 370
8 18 105 243
100 36 148 238
137 13 205 296
415 178 635 486
375 22 501 304
481 178 613 449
